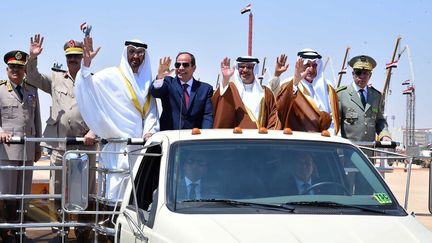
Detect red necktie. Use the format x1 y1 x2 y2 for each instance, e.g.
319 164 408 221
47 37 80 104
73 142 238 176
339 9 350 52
183 83 189 107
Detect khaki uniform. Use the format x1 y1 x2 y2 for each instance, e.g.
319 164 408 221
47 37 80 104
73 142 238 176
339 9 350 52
337 83 389 142
26 58 96 197
0 79 41 194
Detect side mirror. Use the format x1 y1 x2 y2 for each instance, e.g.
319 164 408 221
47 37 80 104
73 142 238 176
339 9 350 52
64 152 89 211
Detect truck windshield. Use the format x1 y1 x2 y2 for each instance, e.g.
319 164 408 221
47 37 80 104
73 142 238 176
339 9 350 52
166 139 401 213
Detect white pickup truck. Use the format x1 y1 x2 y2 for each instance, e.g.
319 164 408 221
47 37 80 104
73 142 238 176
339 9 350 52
91 128 431 243
60 129 432 243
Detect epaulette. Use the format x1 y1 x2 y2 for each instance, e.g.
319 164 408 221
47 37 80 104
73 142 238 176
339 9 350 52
0 80 7 85
23 79 37 89
51 67 67 73
368 85 381 93
336 85 347 92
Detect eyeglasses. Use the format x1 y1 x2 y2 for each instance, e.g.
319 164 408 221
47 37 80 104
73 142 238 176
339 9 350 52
354 69 371 76
237 64 255 70
174 62 191 68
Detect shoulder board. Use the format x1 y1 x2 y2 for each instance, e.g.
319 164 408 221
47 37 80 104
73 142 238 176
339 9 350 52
51 67 67 73
23 79 37 89
368 86 381 93
0 80 7 85
336 85 347 92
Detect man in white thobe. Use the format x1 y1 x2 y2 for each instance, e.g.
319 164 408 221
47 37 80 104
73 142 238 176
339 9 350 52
75 37 159 201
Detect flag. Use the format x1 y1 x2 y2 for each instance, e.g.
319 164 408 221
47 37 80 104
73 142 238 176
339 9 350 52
403 86 414 95
385 60 398 69
402 79 411 85
241 4 252 14
80 22 92 37
80 22 88 33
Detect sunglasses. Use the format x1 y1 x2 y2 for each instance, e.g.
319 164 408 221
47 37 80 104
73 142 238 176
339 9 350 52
354 69 371 76
175 62 191 68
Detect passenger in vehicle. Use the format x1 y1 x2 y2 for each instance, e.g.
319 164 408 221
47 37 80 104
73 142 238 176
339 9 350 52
177 154 214 201
212 56 280 129
337 55 391 142
268 49 340 134
75 36 160 201
151 52 214 130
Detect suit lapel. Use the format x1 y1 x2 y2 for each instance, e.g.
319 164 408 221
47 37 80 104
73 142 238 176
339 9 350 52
188 79 199 110
348 85 364 110
7 81 22 103
364 87 371 111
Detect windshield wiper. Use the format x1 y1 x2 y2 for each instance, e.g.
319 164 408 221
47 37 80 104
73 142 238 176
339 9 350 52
182 199 295 212
283 201 388 214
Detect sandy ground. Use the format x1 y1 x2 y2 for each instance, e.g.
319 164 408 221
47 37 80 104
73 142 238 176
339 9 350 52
384 166 432 230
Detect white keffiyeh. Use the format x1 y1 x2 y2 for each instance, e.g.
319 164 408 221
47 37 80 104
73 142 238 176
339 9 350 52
75 40 160 200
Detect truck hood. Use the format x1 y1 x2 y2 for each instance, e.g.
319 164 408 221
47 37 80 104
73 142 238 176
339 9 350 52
153 210 432 243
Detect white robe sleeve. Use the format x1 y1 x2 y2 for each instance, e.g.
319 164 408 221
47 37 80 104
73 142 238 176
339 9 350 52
75 65 143 138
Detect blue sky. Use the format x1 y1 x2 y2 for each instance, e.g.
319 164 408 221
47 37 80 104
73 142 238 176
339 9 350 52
1 0 431 129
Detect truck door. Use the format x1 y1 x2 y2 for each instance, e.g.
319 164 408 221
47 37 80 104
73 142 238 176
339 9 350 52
116 142 162 242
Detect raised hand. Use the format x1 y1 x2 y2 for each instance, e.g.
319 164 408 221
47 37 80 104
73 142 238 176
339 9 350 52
274 54 289 77
157 56 173 79
29 34 44 59
83 36 101 67
293 57 310 86
220 57 235 88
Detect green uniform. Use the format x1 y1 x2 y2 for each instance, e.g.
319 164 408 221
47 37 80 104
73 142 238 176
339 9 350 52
337 83 389 142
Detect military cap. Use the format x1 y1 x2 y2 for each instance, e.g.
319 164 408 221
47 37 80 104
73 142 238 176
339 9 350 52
348 55 376 70
64 40 84 55
4 50 28 65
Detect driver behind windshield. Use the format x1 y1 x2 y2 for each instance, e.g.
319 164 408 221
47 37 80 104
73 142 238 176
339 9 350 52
290 154 317 195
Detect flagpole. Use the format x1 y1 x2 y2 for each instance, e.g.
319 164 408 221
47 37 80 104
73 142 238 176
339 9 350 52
381 36 402 112
336 46 350 88
248 12 253 56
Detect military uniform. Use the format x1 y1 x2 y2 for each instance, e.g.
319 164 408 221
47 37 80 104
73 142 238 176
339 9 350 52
0 79 41 192
0 50 41 241
26 38 97 241
337 84 389 141
337 55 390 142
26 40 96 203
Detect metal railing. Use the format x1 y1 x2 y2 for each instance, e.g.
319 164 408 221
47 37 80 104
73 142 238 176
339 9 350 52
0 136 159 242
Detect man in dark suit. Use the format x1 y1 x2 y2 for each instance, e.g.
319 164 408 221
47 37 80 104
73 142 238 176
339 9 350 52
151 52 213 130
176 154 212 201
